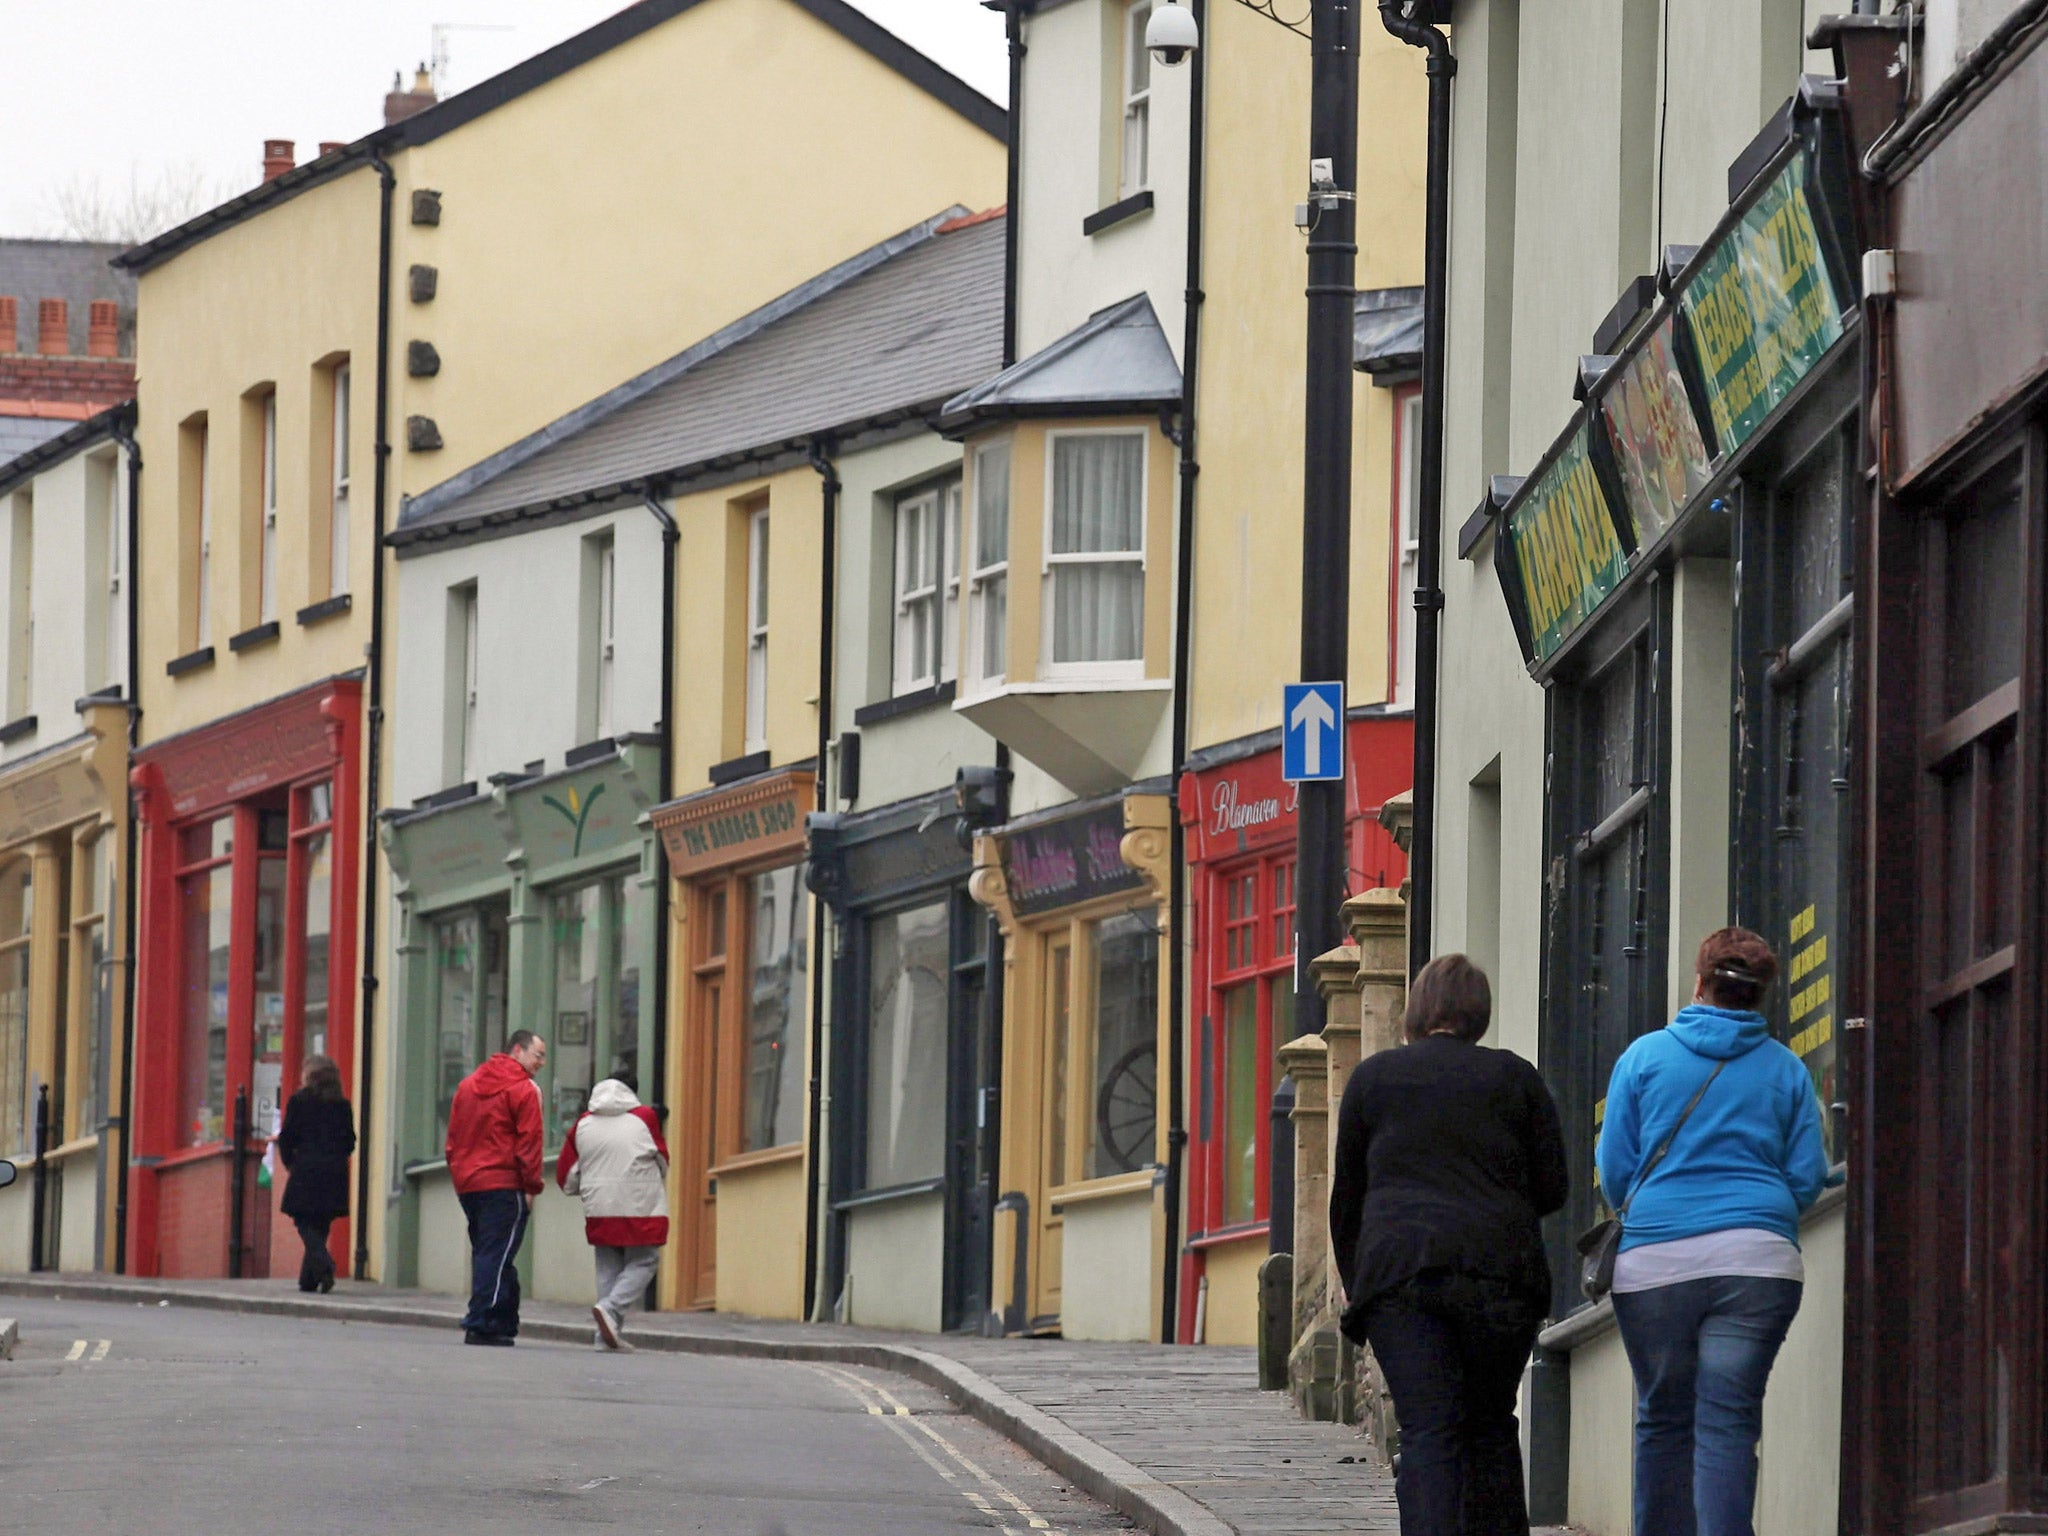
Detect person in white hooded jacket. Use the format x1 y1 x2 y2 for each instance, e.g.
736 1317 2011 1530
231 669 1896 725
555 1074 670 1350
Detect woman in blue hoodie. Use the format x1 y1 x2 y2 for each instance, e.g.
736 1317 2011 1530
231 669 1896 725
1596 927 1829 1536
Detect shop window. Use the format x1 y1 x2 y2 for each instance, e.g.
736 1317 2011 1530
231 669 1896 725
1391 388 1421 706
1045 432 1146 676
0 860 29 1155
6 489 31 721
550 883 602 1133
863 900 949 1188
1206 855 1295 1230
251 817 288 1133
431 901 510 1145
580 529 617 743
329 362 351 599
892 477 961 694
1044 905 1160 1190
1120 1 1153 198
71 834 116 1141
294 782 334 1066
969 442 1010 687
743 862 806 1151
1542 596 1671 1311
745 507 770 753
177 818 234 1148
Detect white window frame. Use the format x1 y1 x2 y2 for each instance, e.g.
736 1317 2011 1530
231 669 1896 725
1042 427 1148 683
196 427 212 647
1121 0 1153 198
330 363 351 598
968 440 1011 692
454 584 480 785
596 531 617 739
6 492 31 723
1392 389 1421 707
259 392 278 624
744 507 770 753
891 476 962 695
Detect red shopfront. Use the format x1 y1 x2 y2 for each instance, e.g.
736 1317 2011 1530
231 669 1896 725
127 677 363 1278
1175 714 1411 1343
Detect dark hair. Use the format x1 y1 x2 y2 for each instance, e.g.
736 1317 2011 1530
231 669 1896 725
302 1053 344 1102
507 1029 541 1053
1696 927 1779 1011
1403 954 1493 1043
608 1067 638 1095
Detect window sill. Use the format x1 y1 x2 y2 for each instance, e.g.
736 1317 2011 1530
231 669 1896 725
1187 1220 1270 1251
853 679 956 728
1048 1166 1157 1212
0 714 36 746
832 1175 946 1213
228 621 280 653
1082 189 1154 236
166 646 216 678
710 1142 804 1179
708 749 772 787
296 593 352 627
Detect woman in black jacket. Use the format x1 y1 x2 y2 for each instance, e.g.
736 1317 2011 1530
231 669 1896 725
276 1054 356 1293
1330 955 1568 1536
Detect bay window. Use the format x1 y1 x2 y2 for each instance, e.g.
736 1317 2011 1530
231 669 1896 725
969 442 1010 686
1046 432 1146 675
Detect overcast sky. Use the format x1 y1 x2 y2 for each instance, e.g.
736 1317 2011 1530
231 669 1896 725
0 0 1007 239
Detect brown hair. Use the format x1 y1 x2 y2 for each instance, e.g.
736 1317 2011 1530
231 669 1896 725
302 1054 344 1102
1403 954 1493 1043
1696 927 1779 1011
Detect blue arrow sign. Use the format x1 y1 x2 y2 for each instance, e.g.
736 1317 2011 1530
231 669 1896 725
1281 681 1344 783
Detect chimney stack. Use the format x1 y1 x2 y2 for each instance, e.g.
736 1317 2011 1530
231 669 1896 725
384 63 438 126
88 301 120 359
262 139 295 183
37 298 68 356
318 140 347 158
0 297 16 354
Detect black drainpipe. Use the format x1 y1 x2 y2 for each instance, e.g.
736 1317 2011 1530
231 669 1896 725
1002 1 1024 367
640 487 678 1169
802 437 840 1322
353 150 396 1280
1377 2 1453 974
108 403 142 1273
1160 0 1207 1346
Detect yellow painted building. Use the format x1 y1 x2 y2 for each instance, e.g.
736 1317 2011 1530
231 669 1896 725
113 0 1004 1281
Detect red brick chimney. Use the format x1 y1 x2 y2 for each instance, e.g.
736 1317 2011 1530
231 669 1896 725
88 301 120 359
318 140 347 158
0 297 15 354
384 64 438 126
262 139 295 183
38 299 68 356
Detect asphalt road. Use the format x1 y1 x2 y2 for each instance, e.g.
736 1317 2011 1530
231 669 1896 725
0 1295 1132 1535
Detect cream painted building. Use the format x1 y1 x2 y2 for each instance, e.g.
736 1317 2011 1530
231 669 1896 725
111 0 1004 1284
1424 2 1858 1529
0 406 134 1275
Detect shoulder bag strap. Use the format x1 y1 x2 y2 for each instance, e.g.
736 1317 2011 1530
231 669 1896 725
1617 1058 1728 1220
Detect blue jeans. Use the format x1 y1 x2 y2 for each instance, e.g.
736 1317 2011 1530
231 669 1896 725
1611 1276 1803 1536
1360 1271 1546 1536
458 1189 528 1338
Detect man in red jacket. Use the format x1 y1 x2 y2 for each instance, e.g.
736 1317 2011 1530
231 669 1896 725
445 1030 547 1345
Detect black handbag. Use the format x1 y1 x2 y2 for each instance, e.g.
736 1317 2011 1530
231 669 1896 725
1574 1059 1727 1301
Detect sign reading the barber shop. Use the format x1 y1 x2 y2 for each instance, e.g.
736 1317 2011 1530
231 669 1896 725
1001 802 1143 918
1502 420 1631 664
653 768 814 880
1678 151 1844 456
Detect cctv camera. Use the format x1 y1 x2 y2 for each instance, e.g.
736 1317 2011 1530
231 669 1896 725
1146 3 1199 66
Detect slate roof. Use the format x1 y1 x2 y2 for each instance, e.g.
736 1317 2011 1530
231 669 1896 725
0 240 136 355
938 294 1182 434
1354 285 1423 376
0 401 133 502
0 417 71 460
392 208 1005 547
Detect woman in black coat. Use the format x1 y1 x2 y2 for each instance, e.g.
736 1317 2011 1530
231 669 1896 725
1329 955 1569 1536
276 1054 355 1293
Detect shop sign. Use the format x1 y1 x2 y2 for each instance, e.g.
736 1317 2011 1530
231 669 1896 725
1677 150 1844 457
1181 751 1299 865
139 679 352 821
386 798 505 894
0 750 101 849
654 769 813 880
1500 420 1630 664
1002 802 1143 918
1597 313 1714 545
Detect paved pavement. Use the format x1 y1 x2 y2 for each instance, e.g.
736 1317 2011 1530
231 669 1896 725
1 1273 1545 1536
0 1292 1131 1536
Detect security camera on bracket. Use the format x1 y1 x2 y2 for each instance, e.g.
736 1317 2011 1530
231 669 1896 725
1145 3 1200 66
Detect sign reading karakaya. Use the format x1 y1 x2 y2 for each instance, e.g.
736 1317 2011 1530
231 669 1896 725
1502 419 1630 663
1678 150 1844 456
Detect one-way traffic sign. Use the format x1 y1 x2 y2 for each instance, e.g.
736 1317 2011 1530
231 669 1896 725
1281 681 1344 783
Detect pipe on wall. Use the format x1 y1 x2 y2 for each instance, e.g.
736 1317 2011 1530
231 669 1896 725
107 403 141 1273
353 152 395 1281
639 488 678 1138
1161 0 1208 1345
1377 1 1455 976
802 438 840 1322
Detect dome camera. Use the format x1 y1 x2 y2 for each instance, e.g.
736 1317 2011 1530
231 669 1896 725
1145 3 1200 66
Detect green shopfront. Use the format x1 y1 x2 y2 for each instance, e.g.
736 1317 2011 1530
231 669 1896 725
384 737 663 1303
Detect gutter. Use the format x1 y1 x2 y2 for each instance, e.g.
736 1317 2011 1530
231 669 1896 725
1376 1 1454 975
353 152 396 1280
106 403 141 1273
1161 0 1207 1346
803 438 841 1321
